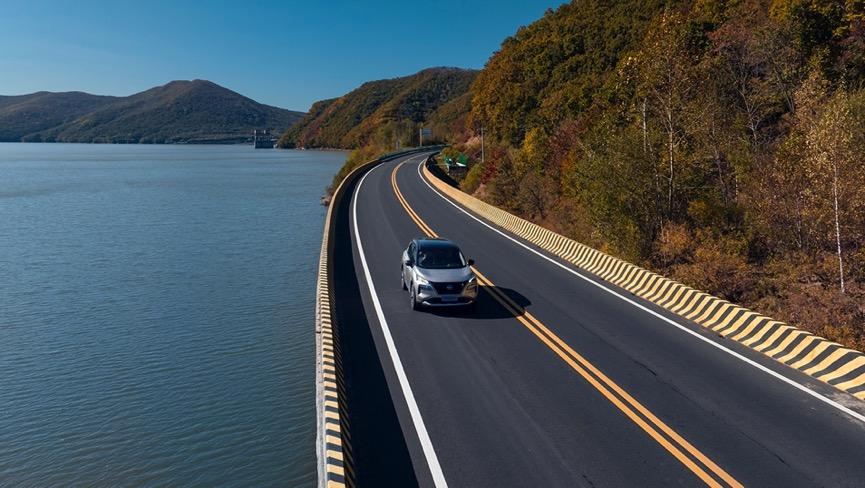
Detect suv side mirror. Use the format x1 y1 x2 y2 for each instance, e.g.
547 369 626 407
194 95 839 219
467 258 475 266
404 258 412 266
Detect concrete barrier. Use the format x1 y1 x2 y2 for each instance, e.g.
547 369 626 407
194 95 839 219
314 147 441 488
421 157 865 403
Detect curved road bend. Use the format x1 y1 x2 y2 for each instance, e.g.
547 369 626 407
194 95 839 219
348 151 865 487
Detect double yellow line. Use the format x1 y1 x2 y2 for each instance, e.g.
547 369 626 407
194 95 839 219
390 162 743 488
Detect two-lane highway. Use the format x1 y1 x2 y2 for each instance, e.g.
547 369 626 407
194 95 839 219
347 151 865 487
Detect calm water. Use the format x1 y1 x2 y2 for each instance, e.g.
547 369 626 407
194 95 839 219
0 143 345 487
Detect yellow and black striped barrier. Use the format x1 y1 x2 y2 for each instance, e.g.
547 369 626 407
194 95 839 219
315 163 352 488
315 147 443 488
422 162 865 402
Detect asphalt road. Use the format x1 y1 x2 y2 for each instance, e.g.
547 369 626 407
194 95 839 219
347 151 865 487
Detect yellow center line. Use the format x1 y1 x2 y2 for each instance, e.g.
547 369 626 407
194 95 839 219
392 162 438 237
388 162 743 488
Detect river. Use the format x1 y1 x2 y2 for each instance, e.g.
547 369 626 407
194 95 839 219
0 143 345 487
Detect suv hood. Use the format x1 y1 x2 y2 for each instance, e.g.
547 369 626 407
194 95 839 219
416 266 473 283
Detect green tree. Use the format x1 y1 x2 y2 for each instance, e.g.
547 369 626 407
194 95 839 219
635 10 700 219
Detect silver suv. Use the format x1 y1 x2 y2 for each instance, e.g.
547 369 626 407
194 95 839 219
401 238 477 310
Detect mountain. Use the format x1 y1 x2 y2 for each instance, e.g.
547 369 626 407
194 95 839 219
278 67 477 149
0 92 118 142
0 80 305 143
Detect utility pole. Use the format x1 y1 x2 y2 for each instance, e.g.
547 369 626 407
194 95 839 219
419 127 431 147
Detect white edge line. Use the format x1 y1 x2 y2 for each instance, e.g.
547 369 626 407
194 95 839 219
415 159 865 425
352 159 449 487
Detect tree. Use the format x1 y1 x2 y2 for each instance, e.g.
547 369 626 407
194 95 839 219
795 74 865 293
636 10 700 220
488 152 522 211
806 96 851 292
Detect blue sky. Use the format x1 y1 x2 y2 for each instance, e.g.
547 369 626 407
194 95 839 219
0 1 563 111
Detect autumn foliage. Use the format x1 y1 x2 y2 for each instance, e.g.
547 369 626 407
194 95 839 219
278 68 476 149
455 0 865 350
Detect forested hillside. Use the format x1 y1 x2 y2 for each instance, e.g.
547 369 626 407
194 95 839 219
0 80 305 143
451 0 865 349
278 67 476 149
0 92 118 141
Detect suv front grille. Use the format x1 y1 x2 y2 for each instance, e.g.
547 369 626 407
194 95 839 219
431 281 465 294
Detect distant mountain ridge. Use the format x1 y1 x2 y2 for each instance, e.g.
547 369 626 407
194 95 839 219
0 80 305 144
278 67 477 149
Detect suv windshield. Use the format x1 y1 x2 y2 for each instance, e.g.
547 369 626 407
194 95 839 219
416 246 466 269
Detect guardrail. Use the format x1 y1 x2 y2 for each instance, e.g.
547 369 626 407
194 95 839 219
314 146 442 488
422 157 865 404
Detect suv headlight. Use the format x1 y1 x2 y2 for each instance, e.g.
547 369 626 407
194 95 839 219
415 275 433 292
465 276 477 291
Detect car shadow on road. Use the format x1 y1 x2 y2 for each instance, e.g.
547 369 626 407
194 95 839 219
425 285 532 320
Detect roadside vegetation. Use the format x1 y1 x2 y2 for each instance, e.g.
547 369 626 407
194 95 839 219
286 68 477 194
449 0 865 350
298 0 865 351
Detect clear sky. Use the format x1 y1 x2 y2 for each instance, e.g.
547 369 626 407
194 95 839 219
0 0 564 111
